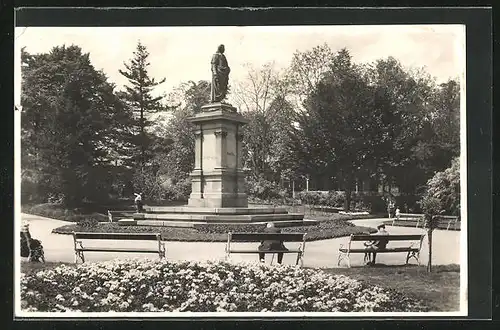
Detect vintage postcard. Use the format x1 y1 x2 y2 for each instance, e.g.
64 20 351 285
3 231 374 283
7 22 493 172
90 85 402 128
14 22 467 317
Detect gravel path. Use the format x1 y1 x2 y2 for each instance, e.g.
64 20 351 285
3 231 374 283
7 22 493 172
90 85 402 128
20 213 461 268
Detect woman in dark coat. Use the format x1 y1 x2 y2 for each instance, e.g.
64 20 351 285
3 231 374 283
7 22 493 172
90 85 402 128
258 222 288 264
20 221 45 262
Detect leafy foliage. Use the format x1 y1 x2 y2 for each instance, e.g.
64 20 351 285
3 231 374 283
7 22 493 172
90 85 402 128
420 157 460 217
20 42 460 211
246 175 286 201
21 45 124 206
234 63 298 183
293 48 379 210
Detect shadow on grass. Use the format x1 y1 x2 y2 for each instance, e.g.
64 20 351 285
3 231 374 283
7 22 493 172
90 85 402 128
318 263 461 312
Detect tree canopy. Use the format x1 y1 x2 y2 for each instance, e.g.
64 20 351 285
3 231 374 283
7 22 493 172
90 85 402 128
21 45 124 206
20 42 460 211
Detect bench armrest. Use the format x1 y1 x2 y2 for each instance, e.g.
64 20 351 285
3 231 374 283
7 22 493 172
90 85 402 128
75 240 84 249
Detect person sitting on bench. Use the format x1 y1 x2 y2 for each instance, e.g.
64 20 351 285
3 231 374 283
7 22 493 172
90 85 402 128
20 221 44 262
258 222 289 264
364 224 389 265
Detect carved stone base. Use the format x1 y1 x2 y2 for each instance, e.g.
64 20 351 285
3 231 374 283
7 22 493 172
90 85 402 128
187 103 249 208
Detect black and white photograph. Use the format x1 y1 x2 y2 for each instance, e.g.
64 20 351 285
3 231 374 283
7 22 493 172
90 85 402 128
14 21 467 316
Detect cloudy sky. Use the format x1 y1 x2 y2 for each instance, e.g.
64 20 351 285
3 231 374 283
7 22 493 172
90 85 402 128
14 25 465 106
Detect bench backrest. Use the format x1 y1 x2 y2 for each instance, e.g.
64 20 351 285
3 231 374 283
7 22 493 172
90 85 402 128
73 232 161 241
350 234 424 241
228 232 305 242
399 213 423 218
399 213 459 220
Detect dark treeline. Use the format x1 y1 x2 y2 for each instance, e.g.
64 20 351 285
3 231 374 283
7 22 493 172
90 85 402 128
20 43 460 213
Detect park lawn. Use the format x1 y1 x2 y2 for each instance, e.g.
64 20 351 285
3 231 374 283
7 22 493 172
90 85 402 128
20 262 459 312
319 264 461 312
21 200 183 223
51 217 376 242
21 261 74 276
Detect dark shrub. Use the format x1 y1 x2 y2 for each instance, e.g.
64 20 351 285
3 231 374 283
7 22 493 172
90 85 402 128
76 217 99 229
194 223 266 234
358 194 386 213
246 176 285 202
396 195 422 213
296 191 345 207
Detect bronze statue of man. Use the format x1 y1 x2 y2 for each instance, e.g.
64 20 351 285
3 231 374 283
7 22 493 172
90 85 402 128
211 44 230 102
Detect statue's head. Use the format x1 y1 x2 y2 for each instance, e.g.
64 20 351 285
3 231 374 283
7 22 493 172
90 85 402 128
217 44 225 53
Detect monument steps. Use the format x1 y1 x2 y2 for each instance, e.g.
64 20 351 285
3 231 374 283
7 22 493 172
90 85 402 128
118 218 318 228
144 206 290 215
133 212 305 222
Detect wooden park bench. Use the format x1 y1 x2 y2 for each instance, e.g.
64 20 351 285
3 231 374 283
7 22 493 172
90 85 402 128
72 232 165 263
394 213 460 230
441 215 460 230
225 232 307 266
337 234 425 268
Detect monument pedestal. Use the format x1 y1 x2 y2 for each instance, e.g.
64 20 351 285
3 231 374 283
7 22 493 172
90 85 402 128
125 102 307 227
187 102 249 208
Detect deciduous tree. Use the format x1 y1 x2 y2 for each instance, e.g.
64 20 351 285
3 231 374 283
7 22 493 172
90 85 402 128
21 45 124 206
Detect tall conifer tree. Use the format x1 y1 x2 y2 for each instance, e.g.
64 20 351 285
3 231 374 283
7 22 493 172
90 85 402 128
119 41 166 174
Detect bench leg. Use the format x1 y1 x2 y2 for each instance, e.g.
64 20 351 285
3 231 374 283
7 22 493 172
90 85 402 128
75 250 85 264
295 252 303 266
337 252 344 266
337 252 350 268
406 251 419 265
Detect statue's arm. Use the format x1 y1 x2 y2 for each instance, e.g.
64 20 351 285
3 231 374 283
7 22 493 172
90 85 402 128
211 54 219 76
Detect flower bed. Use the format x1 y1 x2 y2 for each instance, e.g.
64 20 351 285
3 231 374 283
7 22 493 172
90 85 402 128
52 218 376 242
20 259 428 312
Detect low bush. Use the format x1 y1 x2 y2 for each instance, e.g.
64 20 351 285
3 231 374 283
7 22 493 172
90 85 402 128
20 259 428 312
76 217 99 229
246 176 286 202
162 178 192 202
194 223 267 234
296 191 342 207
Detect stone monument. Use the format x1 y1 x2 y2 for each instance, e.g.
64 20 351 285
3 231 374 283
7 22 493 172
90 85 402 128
188 44 248 208
187 103 249 208
121 45 309 227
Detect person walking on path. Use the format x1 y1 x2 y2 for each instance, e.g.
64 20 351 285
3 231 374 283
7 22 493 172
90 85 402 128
134 193 144 213
258 222 288 264
387 200 395 218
